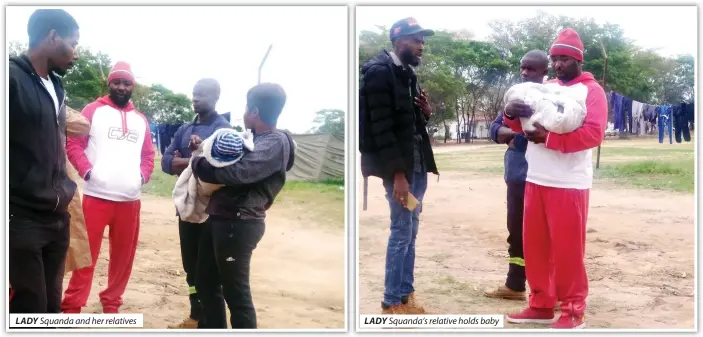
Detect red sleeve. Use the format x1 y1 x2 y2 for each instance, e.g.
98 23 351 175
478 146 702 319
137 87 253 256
545 83 608 153
138 113 156 184
503 113 524 133
66 102 98 179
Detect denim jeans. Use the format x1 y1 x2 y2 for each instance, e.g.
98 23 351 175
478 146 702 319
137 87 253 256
382 171 428 305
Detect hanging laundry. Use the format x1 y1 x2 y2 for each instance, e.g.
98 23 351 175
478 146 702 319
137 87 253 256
642 104 657 123
674 103 691 142
658 105 673 144
157 124 183 155
622 97 633 133
610 92 624 131
631 100 646 135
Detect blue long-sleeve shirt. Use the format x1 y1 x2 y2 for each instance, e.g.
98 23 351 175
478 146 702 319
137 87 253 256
161 112 231 175
489 112 528 183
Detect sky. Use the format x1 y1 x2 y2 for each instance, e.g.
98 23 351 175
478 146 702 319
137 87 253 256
6 5 348 133
356 6 697 58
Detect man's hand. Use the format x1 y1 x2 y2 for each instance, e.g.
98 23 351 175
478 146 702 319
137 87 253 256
188 135 202 151
496 127 516 145
504 101 533 119
525 122 548 144
414 89 432 119
393 172 410 208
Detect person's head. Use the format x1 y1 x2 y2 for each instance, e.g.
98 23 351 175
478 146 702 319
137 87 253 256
192 78 221 114
27 9 80 76
243 83 287 130
107 61 135 107
549 28 584 82
389 17 434 67
520 50 549 83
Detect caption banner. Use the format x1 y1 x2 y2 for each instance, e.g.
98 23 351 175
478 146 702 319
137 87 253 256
10 314 144 328
360 314 504 329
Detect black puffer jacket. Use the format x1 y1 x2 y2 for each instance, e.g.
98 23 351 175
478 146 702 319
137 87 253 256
9 55 76 222
359 50 437 182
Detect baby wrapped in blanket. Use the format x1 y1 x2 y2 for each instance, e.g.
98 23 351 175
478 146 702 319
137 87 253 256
503 81 588 134
173 128 254 223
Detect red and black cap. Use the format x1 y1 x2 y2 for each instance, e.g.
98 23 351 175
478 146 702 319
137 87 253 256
389 17 434 42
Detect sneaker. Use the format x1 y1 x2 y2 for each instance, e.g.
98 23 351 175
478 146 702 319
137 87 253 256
506 307 556 324
381 302 409 315
484 285 526 301
168 317 199 329
402 292 427 314
552 313 586 329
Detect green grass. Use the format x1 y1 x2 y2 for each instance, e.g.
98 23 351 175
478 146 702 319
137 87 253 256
143 157 345 227
434 139 694 193
595 160 694 193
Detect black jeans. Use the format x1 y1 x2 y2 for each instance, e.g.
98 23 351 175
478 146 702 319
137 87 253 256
506 181 526 292
195 215 265 329
178 219 204 320
9 212 70 314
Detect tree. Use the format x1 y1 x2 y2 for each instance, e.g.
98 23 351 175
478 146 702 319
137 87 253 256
309 109 345 135
8 40 195 124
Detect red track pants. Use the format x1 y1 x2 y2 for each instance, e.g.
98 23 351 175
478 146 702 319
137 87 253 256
61 195 141 313
523 182 589 316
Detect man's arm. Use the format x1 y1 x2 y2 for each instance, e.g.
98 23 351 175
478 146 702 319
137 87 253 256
160 125 187 176
140 119 155 184
365 65 406 176
490 112 516 144
502 112 524 133
544 86 608 153
193 134 286 186
66 103 98 179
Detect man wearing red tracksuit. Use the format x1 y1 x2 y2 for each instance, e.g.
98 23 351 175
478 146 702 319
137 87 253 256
62 61 155 314
502 28 607 329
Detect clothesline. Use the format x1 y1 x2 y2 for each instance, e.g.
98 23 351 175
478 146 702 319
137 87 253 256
607 91 694 144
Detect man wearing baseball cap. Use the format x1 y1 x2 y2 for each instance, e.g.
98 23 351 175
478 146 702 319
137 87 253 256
501 28 607 329
359 17 438 315
62 61 155 314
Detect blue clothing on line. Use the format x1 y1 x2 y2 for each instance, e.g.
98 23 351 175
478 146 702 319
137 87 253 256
610 92 624 131
658 105 673 144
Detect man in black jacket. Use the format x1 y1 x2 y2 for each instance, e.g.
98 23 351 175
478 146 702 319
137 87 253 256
191 83 295 329
8 9 80 314
359 17 438 315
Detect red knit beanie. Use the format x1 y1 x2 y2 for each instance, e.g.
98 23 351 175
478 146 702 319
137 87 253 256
108 61 135 84
549 28 584 62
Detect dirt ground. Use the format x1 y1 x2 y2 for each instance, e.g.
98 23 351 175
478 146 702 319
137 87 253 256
357 143 695 329
63 194 345 329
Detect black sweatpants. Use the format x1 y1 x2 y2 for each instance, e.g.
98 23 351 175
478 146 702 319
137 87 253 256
505 181 526 292
195 215 265 329
178 219 204 320
9 212 70 314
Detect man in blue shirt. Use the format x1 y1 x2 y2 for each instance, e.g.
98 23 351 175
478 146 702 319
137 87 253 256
485 50 548 301
162 78 231 329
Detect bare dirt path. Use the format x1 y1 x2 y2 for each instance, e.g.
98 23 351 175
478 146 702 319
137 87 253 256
358 168 695 329
63 194 345 329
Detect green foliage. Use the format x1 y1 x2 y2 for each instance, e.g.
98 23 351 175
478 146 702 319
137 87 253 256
309 109 345 135
9 41 194 125
359 12 695 143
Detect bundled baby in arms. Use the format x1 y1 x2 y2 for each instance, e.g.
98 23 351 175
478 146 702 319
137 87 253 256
503 81 588 134
173 128 254 223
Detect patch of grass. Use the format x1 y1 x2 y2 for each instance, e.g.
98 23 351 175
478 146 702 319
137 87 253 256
596 160 694 193
143 157 345 227
142 158 177 198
